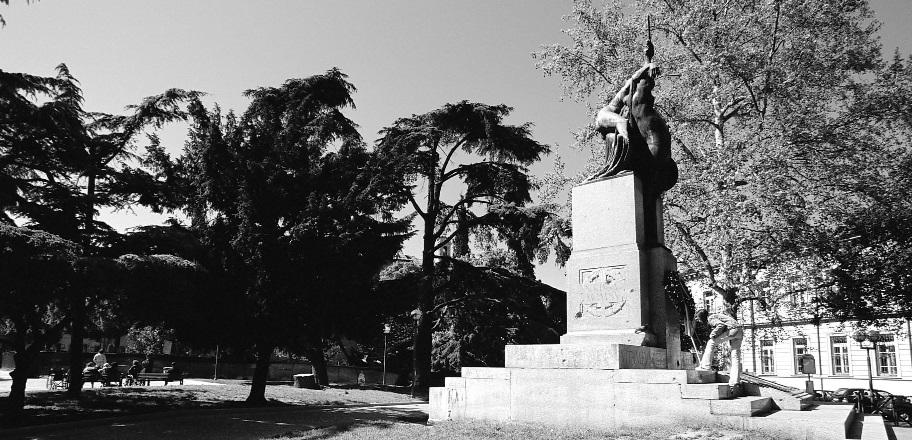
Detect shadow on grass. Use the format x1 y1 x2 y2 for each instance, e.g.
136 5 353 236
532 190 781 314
0 386 289 428
266 407 428 440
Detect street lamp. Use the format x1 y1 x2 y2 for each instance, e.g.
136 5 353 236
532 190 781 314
382 324 391 386
852 329 881 410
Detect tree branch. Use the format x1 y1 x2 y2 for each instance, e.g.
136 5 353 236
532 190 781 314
672 219 718 286
407 192 427 220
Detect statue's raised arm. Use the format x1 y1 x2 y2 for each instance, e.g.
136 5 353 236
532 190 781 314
587 17 677 194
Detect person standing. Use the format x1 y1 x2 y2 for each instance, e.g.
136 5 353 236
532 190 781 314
92 348 107 367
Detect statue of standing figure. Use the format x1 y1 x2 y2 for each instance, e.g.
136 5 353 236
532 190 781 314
696 286 744 386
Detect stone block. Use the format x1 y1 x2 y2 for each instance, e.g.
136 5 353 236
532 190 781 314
461 367 511 380
571 173 645 251
464 378 511 421
680 352 699 370
613 382 713 422
613 368 688 384
564 246 648 340
504 344 667 369
428 387 448 421
615 382 684 402
444 376 465 388
509 368 618 428
681 383 732 400
710 396 772 416
445 384 467 419
685 369 718 384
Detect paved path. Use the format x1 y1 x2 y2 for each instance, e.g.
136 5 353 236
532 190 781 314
3 402 429 440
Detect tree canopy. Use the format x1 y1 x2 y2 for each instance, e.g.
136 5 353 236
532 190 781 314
375 100 556 390
534 0 908 321
175 68 410 402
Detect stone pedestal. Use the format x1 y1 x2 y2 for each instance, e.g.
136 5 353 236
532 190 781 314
560 172 681 367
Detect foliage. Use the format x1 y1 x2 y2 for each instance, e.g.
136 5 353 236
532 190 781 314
0 0 37 28
1 62 201 398
431 259 565 372
0 225 78 413
376 101 552 389
175 68 409 402
124 325 171 355
804 55 912 322
533 0 902 318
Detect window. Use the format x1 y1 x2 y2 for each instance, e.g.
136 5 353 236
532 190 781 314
876 335 898 376
702 291 715 312
793 338 808 374
760 340 775 374
831 336 850 375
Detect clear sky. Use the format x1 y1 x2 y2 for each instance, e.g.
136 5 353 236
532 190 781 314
2 0 910 288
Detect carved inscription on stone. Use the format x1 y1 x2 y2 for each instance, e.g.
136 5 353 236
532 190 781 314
617 345 667 369
575 265 627 318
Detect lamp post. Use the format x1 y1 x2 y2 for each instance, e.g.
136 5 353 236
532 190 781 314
852 329 881 410
382 324 391 386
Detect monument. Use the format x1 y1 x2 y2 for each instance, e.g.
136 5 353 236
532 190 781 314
428 19 820 433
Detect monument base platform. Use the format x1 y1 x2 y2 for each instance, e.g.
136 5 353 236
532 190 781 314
504 343 696 370
428 345 841 437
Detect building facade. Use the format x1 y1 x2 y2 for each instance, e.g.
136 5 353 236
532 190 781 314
741 320 912 395
696 285 912 395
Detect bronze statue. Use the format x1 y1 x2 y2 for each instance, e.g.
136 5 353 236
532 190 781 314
696 286 744 386
587 17 677 194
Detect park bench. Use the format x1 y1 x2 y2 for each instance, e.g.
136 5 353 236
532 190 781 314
82 370 100 388
100 370 123 387
136 372 184 386
46 369 68 390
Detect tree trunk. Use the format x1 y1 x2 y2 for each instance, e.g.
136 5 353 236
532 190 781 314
307 347 329 387
411 304 433 394
506 237 536 280
411 157 438 395
6 335 36 417
246 344 274 404
67 165 96 397
411 247 435 394
66 294 86 397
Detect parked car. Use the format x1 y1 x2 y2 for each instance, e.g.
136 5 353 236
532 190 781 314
831 388 891 403
882 395 912 426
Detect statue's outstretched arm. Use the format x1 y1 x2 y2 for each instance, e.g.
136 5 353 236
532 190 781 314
595 64 653 136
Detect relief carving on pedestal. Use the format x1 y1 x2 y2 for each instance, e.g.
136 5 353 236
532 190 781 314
575 265 628 318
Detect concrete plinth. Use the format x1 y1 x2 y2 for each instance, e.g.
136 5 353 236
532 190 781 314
428 173 712 430
561 173 680 367
429 365 772 428
505 344 668 369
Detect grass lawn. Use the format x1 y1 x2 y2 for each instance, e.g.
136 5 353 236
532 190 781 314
266 419 797 440
0 380 418 428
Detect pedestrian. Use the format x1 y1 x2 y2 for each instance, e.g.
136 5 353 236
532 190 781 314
92 348 107 367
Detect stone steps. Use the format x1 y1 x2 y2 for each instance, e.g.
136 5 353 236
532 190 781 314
710 396 774 416
681 383 733 400
741 382 816 411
